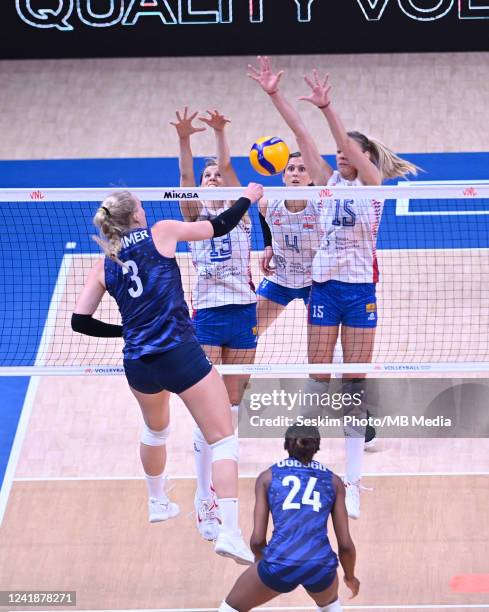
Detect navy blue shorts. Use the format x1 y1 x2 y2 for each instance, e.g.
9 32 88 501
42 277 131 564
123 341 212 394
308 280 377 328
258 560 337 593
193 303 258 349
257 278 311 306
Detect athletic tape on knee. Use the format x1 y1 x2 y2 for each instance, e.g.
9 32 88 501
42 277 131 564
140 423 170 446
317 599 342 612
218 602 238 612
210 434 239 463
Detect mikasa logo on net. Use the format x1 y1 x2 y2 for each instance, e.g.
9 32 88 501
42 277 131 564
15 0 489 31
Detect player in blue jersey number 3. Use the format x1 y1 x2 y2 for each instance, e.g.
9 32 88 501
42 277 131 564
72 184 262 565
218 423 359 611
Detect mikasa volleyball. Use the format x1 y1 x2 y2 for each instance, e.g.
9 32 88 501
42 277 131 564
249 136 289 175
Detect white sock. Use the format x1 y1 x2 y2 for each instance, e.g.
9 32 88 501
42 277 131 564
231 404 240 431
219 498 239 535
218 602 238 612
144 472 169 502
317 599 342 611
345 436 364 484
193 425 213 501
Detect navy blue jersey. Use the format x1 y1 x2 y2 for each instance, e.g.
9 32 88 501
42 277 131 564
105 227 196 359
264 458 338 569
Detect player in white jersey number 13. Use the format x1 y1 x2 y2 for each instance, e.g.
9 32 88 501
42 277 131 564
172 107 256 541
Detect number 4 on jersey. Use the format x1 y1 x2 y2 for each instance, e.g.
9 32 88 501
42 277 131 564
282 475 322 512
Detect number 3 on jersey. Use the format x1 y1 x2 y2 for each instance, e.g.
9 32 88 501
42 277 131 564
123 260 143 298
282 475 322 512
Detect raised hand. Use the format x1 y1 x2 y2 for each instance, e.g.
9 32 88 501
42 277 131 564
198 109 231 132
247 55 284 95
299 69 332 109
243 182 264 203
170 106 206 139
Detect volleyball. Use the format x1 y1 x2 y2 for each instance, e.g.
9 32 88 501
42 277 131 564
249 136 290 175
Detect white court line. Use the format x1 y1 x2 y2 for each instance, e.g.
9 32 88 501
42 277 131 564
0 255 73 527
12 471 489 483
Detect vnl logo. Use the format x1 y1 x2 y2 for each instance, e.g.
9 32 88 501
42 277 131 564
15 0 489 31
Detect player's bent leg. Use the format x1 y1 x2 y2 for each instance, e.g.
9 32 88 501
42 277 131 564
307 324 339 382
341 325 376 369
179 368 253 564
128 387 180 523
200 344 222 365
179 368 235 489
306 572 341 611
221 563 281 612
193 424 221 541
340 326 376 518
222 346 256 427
190 346 222 538
256 294 286 336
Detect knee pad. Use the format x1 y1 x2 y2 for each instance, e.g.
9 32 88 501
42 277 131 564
317 600 342 612
140 423 170 447
210 434 239 463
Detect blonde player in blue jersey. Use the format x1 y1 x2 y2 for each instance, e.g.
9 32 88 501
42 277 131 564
249 56 418 519
218 423 359 612
171 107 257 542
72 184 263 565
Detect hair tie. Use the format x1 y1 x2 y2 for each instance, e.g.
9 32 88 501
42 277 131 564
100 206 111 217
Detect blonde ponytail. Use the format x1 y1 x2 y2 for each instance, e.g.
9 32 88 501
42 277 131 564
348 131 421 181
92 190 137 268
368 137 421 180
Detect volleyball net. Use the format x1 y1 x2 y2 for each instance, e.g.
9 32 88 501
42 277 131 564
1 182 489 376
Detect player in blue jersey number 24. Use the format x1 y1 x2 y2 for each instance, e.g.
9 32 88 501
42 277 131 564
218 423 359 611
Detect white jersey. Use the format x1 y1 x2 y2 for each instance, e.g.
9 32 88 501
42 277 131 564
266 199 324 288
190 203 256 309
312 171 384 284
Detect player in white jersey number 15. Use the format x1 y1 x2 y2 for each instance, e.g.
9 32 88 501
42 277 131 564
249 56 419 519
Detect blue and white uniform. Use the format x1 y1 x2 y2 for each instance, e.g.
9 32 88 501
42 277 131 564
191 204 257 349
309 171 384 328
258 458 338 593
257 199 323 306
105 227 211 394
